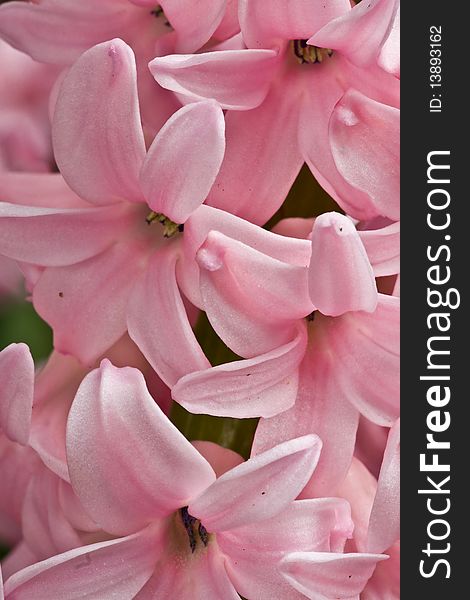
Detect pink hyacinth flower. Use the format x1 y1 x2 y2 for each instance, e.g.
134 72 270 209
150 0 400 225
0 342 155 577
0 333 171 484
1 359 374 599
279 421 400 599
173 212 399 495
4 442 240 580
0 0 239 136
2 462 104 580
0 38 347 402
349 424 400 599
0 39 226 384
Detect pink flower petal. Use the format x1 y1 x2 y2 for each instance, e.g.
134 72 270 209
189 435 321 532
1 542 37 582
0 437 40 547
191 441 244 478
30 351 88 481
219 498 353 600
253 330 360 497
309 212 378 316
392 273 400 296
358 220 400 277
185 205 311 268
134 38 182 139
4 525 162 598
367 419 400 554
172 324 307 418
134 542 240 599
240 0 350 49
128 0 157 5
196 231 310 357
198 229 312 319
52 39 146 205
330 89 400 221
160 0 227 53
299 56 398 222
308 0 399 67
0 202 134 267
149 49 279 110
33 241 148 364
362 541 399 600
309 0 399 68
211 32 245 51
298 59 376 222
271 217 315 240
20 468 83 562
141 101 225 224
206 73 304 225
181 205 311 306
378 5 400 77
0 255 22 297
354 418 389 479
333 457 377 553
213 0 240 41
127 244 210 388
0 173 86 209
325 294 400 426
0 344 34 446
0 109 51 174
280 551 388 600
57 479 98 536
66 360 215 535
0 0 137 65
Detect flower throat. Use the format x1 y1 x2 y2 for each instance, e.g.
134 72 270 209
291 40 333 64
180 507 210 553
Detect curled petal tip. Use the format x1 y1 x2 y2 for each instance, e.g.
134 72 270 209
309 212 378 316
196 233 226 272
335 104 360 127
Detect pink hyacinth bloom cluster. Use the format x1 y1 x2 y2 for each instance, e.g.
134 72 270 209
0 0 400 598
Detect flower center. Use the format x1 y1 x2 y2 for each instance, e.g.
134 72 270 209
145 211 184 238
179 507 210 554
291 40 333 65
150 5 172 28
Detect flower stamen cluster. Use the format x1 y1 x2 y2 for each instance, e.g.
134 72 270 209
179 506 210 554
291 40 333 65
145 210 184 237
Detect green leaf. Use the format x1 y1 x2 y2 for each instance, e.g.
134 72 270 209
0 297 52 362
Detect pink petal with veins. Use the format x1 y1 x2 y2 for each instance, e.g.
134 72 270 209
149 49 279 110
280 551 388 599
330 90 400 221
66 360 215 535
172 324 307 418
141 101 225 224
0 344 34 445
127 244 210 388
189 435 321 532
53 39 146 205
